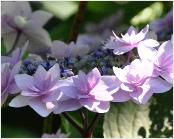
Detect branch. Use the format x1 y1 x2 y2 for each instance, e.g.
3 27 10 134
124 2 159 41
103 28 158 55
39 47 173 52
68 1 88 43
62 112 83 133
87 113 100 133
80 108 88 130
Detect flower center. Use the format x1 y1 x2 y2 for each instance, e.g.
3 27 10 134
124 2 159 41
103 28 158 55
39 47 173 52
14 15 27 28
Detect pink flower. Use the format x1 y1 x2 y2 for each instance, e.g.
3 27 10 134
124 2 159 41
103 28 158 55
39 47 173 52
1 62 21 105
42 129 68 138
112 59 172 104
138 40 173 84
105 25 159 55
53 68 114 114
9 64 61 117
2 1 52 55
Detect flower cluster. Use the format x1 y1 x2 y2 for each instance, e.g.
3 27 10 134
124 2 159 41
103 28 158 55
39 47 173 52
1 2 173 120
2 1 52 55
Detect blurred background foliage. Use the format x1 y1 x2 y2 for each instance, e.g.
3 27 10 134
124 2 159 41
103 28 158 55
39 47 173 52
1 1 173 138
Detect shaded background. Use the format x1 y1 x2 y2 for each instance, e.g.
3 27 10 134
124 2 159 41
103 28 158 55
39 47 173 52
1 1 173 138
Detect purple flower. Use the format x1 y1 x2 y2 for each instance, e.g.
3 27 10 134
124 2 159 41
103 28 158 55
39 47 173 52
9 64 61 117
112 59 172 104
150 9 173 33
2 41 28 66
2 1 52 55
51 35 93 59
105 25 159 55
53 68 114 114
42 129 68 138
1 62 21 105
138 40 173 84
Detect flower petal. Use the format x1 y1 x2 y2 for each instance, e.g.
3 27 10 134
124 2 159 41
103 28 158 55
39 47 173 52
112 89 131 102
73 71 89 93
59 86 78 98
9 61 21 81
113 66 129 83
7 83 20 94
135 24 149 42
87 68 101 89
139 39 159 48
53 99 82 114
79 98 100 112
160 72 173 84
95 101 110 113
90 86 113 101
147 77 172 93
30 10 52 26
9 95 31 107
15 74 39 92
120 83 135 92
137 45 158 61
29 98 52 117
51 40 70 59
113 44 134 55
127 26 137 35
130 85 152 104
2 1 32 18
158 41 172 57
24 23 51 55
101 75 121 94
48 63 60 80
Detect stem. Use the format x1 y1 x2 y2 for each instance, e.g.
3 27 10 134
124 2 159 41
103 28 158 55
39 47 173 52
84 109 88 129
68 1 88 43
80 108 88 130
42 114 53 133
62 112 83 133
6 31 21 55
80 109 85 122
87 113 100 137
80 113 100 138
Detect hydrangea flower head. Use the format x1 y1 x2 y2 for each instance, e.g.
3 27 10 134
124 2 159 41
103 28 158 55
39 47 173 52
2 1 52 55
53 68 114 114
112 59 172 104
105 24 159 55
9 64 61 117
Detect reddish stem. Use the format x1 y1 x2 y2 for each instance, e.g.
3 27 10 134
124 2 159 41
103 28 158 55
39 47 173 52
68 1 88 43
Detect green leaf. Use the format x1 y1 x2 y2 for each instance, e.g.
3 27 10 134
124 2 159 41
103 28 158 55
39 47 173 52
60 112 82 138
103 101 151 138
1 124 39 138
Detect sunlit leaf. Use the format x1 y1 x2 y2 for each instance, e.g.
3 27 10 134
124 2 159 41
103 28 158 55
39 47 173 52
41 2 78 20
103 101 151 138
131 2 163 26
